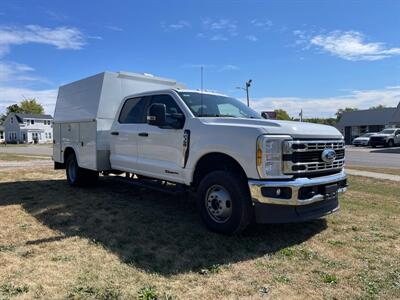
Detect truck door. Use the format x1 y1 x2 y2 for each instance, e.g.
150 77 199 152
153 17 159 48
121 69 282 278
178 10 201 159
109 96 147 171
135 93 186 183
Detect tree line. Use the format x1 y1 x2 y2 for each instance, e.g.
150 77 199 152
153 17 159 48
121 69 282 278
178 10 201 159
273 105 386 125
0 99 44 122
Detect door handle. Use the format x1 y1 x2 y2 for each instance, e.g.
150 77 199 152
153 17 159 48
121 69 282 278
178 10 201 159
110 131 119 136
138 132 149 137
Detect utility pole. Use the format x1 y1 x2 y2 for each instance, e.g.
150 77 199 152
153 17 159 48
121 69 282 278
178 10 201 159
236 79 252 107
299 109 303 122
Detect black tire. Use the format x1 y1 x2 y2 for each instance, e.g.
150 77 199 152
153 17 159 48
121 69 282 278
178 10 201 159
372 145 377 148
66 153 98 186
197 170 253 235
387 140 394 148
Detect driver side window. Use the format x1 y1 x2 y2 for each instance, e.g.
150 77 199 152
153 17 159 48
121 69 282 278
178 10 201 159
150 94 184 124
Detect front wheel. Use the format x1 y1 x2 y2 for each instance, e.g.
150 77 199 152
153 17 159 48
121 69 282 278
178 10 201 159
387 140 394 148
197 170 253 235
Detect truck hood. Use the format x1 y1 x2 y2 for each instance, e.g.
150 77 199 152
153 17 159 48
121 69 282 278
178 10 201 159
200 118 343 139
371 134 391 138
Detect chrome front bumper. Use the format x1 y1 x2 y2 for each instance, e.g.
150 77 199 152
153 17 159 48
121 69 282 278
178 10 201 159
248 170 347 206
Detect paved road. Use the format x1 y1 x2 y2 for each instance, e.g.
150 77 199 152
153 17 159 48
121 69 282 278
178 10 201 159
0 145 52 156
0 144 399 169
346 146 400 168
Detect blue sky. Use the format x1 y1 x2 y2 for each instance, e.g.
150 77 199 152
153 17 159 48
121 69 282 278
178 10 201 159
1 0 399 117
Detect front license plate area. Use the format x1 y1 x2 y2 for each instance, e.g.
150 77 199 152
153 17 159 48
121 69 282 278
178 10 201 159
324 184 338 201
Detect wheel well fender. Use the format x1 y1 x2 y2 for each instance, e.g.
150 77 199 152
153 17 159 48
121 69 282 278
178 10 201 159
63 147 76 164
191 152 248 188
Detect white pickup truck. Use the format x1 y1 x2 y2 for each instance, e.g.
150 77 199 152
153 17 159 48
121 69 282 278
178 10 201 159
53 71 347 234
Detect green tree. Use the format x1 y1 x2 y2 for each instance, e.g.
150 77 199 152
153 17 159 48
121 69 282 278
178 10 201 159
369 104 386 110
335 107 358 121
20 99 44 114
1 104 23 122
274 109 291 120
303 118 337 126
6 104 23 114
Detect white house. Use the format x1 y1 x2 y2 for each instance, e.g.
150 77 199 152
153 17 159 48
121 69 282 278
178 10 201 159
4 113 53 144
0 125 4 143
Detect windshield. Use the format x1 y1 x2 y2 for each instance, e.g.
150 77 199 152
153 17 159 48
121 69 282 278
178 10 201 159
178 92 261 119
380 129 395 134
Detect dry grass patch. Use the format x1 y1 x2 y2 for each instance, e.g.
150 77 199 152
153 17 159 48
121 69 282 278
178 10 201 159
0 168 399 299
0 153 50 161
347 165 400 176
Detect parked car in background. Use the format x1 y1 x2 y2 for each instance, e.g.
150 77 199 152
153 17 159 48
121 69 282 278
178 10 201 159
352 132 377 147
369 128 400 147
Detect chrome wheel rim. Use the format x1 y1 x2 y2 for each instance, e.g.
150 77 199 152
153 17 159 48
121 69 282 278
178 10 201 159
205 185 232 223
68 158 77 182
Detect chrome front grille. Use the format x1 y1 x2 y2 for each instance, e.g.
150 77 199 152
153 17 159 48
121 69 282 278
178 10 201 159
283 140 345 174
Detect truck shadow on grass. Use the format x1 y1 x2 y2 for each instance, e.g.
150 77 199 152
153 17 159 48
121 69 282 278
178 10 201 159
370 147 400 154
0 177 327 275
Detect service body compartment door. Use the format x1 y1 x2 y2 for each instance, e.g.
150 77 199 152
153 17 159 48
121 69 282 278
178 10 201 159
61 122 79 161
79 121 97 170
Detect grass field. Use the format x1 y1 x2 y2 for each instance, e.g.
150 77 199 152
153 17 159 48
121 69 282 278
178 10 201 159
0 167 399 299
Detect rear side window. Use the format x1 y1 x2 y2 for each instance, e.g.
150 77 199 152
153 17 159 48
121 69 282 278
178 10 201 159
119 97 147 123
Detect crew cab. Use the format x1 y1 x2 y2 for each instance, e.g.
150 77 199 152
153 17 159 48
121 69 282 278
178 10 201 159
53 71 347 234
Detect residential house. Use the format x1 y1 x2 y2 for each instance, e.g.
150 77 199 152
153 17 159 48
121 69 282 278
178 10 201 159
4 113 53 144
336 103 400 144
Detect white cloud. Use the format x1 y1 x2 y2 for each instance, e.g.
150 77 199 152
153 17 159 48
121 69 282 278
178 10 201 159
245 35 258 42
210 34 228 41
88 35 103 40
201 18 237 40
105 25 123 32
310 31 400 61
219 64 239 71
251 86 400 118
0 61 52 84
0 62 34 82
0 86 57 115
250 19 273 29
161 20 191 31
0 25 86 57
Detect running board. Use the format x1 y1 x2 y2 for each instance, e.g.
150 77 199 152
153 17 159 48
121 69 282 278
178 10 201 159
111 175 188 196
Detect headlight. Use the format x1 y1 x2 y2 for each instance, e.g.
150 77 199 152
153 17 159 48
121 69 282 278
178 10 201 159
256 135 292 178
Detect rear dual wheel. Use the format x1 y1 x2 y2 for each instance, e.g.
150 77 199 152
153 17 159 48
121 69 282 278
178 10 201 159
66 153 99 186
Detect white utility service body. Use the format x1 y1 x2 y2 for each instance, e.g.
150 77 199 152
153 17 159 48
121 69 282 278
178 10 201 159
53 71 347 234
53 72 185 171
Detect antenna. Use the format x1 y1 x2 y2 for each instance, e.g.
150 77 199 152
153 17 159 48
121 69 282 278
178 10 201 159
200 66 204 116
201 65 203 92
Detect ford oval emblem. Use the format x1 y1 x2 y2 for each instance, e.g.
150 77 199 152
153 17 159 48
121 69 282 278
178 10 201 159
321 149 336 164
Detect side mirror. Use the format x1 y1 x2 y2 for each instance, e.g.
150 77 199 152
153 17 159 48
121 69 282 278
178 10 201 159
147 103 166 127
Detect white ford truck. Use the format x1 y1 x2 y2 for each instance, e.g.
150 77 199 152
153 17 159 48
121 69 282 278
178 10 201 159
53 71 347 234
